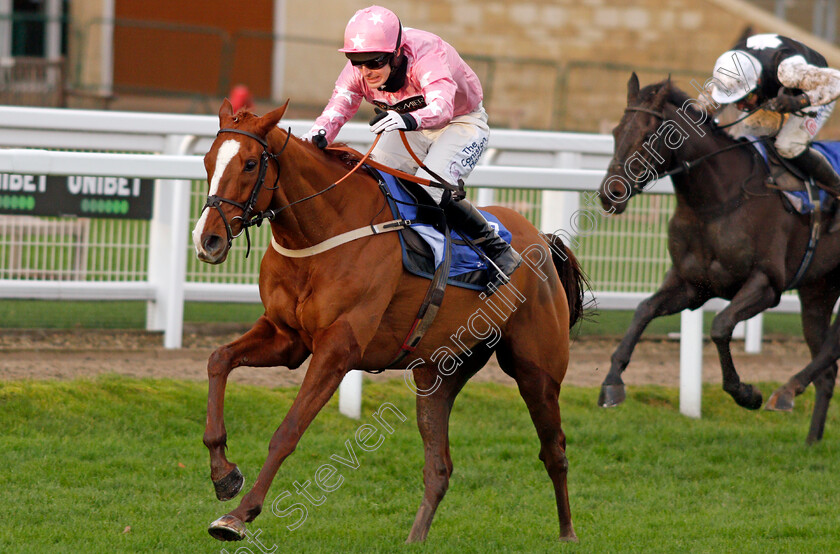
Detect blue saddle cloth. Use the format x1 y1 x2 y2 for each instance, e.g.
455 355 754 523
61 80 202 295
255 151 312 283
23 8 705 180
751 139 840 214
376 170 513 291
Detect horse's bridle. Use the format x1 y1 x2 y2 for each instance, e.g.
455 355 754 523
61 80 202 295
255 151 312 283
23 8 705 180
202 127 290 257
618 106 766 196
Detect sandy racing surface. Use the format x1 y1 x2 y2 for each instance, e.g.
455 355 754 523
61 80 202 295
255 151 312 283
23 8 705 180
0 327 815 390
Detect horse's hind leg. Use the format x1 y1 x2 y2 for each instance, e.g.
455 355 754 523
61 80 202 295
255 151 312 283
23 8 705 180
204 316 308 502
406 348 489 543
766 285 839 443
808 364 838 443
497 345 577 542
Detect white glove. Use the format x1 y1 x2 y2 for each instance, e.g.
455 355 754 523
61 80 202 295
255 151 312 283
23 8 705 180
304 128 328 149
369 110 417 134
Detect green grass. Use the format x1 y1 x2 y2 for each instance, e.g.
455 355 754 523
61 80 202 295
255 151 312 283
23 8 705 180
0 300 266 330
0 377 837 553
0 299 806 338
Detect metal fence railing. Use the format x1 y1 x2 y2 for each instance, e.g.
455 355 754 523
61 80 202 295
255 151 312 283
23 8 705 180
0 56 66 107
6 106 789 353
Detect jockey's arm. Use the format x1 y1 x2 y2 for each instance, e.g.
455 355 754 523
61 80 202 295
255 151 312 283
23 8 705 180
306 65 364 144
777 55 840 107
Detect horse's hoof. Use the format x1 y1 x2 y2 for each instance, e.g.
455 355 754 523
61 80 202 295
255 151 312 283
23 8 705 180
764 386 795 412
732 383 763 411
558 534 579 543
213 466 244 501
208 514 246 541
598 384 626 407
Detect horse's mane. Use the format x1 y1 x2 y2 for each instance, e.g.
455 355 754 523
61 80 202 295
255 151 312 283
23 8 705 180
298 137 366 170
638 80 727 138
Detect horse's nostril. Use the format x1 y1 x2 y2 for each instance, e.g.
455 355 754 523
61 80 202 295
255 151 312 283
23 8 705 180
203 235 223 254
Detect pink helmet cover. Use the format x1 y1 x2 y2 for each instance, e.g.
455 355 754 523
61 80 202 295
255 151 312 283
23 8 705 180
339 5 403 54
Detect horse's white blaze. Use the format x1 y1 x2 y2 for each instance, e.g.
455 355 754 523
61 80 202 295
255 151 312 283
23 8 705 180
192 139 241 254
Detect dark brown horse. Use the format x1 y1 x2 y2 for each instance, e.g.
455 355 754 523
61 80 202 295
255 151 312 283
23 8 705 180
598 74 840 443
193 99 586 542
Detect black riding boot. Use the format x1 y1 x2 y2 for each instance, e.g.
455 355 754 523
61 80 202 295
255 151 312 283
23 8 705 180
789 148 840 233
443 198 522 291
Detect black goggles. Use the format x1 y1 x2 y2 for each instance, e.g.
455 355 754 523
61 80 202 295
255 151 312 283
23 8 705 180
349 53 392 70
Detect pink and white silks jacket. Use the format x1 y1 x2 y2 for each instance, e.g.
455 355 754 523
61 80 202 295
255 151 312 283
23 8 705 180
310 28 483 144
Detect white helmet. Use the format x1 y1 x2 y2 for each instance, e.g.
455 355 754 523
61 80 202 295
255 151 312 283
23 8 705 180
710 50 762 104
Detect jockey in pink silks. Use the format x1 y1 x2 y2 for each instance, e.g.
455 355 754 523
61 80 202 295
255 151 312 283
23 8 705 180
305 5 520 289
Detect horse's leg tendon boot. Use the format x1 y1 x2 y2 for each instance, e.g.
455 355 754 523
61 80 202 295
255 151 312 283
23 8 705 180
443 198 522 290
790 148 840 233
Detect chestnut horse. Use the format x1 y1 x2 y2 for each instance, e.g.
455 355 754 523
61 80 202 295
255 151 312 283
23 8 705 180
193 99 586 542
598 74 840 443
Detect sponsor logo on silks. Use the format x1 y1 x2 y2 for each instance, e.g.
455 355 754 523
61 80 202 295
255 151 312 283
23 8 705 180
815 104 833 127
459 137 488 171
372 95 427 114
805 117 819 136
448 161 462 184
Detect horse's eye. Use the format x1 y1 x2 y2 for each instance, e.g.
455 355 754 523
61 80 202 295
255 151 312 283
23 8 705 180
244 160 258 172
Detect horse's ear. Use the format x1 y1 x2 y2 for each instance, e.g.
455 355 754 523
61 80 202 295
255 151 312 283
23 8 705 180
219 98 234 123
653 77 671 106
627 72 640 104
734 25 754 47
256 99 290 137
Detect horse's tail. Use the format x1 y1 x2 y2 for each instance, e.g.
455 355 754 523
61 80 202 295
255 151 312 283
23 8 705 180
546 234 590 329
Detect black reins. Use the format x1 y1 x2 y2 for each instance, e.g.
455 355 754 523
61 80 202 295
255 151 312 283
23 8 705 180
622 106 768 190
202 127 293 257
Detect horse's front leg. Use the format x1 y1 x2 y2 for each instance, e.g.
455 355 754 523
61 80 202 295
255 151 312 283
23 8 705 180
711 272 779 410
208 320 359 542
204 316 309 502
599 268 703 407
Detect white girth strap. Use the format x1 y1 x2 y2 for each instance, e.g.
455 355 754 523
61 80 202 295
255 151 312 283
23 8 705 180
270 219 409 258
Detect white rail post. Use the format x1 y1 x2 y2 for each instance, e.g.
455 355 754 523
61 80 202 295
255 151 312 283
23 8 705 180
147 134 197 348
744 314 763 353
541 151 582 235
339 371 363 419
680 308 703 418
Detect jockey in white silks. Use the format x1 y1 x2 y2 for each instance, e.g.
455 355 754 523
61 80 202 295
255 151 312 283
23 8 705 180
707 33 840 231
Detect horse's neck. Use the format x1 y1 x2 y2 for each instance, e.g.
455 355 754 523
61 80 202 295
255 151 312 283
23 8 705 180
267 137 382 249
666 113 752 207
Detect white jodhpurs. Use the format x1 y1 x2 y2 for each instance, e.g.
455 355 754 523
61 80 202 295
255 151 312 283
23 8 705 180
775 101 835 158
370 105 490 204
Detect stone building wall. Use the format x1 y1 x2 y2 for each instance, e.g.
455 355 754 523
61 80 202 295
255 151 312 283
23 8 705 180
282 0 840 138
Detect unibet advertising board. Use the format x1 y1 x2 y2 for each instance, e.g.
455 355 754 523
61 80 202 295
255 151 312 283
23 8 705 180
0 173 155 220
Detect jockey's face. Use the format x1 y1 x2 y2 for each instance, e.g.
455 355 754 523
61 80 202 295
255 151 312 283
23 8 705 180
735 89 760 112
358 61 392 89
